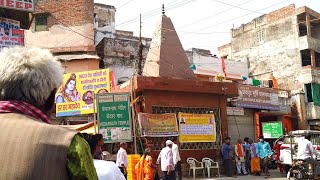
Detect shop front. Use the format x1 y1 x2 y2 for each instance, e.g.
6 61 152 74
235 85 292 143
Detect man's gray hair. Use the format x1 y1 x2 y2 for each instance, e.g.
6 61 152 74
0 47 63 108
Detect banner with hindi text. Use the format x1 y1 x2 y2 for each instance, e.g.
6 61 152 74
55 69 110 117
138 113 178 137
178 113 216 143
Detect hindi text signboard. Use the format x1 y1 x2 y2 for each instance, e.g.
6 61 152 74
138 113 178 137
262 121 283 139
55 69 110 117
236 85 280 111
0 17 23 50
97 93 131 143
178 113 216 143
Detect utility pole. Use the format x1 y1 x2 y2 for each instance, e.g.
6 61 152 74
137 14 143 75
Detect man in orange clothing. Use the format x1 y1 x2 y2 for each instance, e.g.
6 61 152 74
235 139 248 175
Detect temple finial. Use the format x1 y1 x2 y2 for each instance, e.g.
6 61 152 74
162 4 165 15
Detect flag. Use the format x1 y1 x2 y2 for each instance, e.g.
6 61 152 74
189 64 197 71
221 57 227 77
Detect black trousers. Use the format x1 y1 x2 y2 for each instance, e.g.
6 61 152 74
163 170 176 180
176 161 182 180
224 159 233 177
119 167 127 179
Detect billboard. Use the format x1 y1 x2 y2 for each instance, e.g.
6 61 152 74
0 0 35 12
55 69 110 117
0 17 23 49
138 113 178 137
97 93 131 143
178 113 216 143
236 85 280 111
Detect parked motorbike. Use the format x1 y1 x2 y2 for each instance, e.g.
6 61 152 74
268 150 278 169
287 159 314 180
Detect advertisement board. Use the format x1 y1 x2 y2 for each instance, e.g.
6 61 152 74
178 113 216 143
97 93 131 143
236 85 280 111
138 113 178 137
262 121 283 139
0 17 23 50
0 0 35 12
55 69 110 117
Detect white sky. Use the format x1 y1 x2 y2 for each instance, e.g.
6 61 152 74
94 0 320 54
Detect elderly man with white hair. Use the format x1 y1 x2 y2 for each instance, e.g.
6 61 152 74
157 140 175 180
0 47 97 180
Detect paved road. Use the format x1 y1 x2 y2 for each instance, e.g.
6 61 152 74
183 169 289 180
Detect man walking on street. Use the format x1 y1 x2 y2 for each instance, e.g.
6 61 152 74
222 137 235 177
257 135 273 178
157 140 175 180
117 142 129 179
0 47 97 180
172 137 182 180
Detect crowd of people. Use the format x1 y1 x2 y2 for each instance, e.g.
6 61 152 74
222 135 274 178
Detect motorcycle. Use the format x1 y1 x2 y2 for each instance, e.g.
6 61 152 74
287 159 314 180
268 150 278 169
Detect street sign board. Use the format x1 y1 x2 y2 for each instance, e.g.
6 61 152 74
262 121 283 139
97 93 131 143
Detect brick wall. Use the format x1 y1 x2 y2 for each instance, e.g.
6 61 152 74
36 0 94 27
266 4 295 24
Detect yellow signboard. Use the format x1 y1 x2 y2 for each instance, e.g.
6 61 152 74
138 113 178 137
56 69 110 117
178 113 216 143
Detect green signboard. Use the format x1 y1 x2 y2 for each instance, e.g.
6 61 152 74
262 121 283 139
97 93 131 143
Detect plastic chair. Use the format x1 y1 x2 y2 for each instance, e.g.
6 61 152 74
187 157 205 179
202 157 220 178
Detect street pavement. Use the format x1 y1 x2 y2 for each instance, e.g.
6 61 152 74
183 169 288 180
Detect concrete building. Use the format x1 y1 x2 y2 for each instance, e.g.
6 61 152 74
94 3 152 85
186 48 249 82
25 0 99 73
218 4 320 130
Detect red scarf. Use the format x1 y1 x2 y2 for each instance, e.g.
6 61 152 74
0 101 51 124
236 143 244 157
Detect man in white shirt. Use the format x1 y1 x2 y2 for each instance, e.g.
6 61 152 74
172 137 182 180
157 140 175 180
116 142 128 179
297 134 320 179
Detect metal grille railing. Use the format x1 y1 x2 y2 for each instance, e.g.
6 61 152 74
149 106 221 150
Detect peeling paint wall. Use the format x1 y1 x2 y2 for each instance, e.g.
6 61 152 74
231 6 302 91
94 3 116 45
103 35 151 85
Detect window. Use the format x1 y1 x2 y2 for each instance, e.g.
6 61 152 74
35 16 48 31
256 30 264 44
301 49 311 66
299 24 307 36
305 83 320 105
305 83 313 102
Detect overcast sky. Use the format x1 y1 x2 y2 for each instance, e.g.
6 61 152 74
94 0 320 54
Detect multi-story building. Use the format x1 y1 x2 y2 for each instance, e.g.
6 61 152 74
94 3 152 85
218 4 320 130
25 0 99 73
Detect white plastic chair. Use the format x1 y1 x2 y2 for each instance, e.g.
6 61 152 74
187 157 205 179
202 157 220 178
